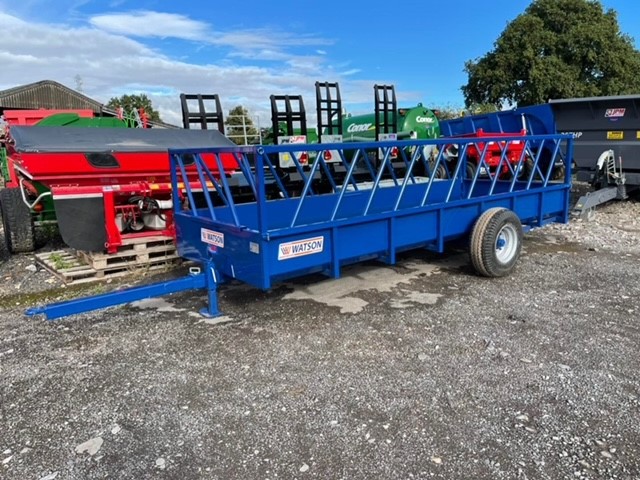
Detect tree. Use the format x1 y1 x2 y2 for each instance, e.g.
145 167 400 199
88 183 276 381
432 103 498 121
105 94 162 123
431 105 464 121
226 105 260 145
462 0 640 108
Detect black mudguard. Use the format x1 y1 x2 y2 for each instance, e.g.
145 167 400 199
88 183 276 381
54 196 107 252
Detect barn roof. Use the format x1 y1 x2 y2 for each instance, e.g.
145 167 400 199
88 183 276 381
0 80 104 113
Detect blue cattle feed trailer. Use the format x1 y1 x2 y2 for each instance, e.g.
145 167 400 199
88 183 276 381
26 134 573 320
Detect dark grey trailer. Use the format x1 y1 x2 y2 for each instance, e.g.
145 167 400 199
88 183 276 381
547 95 640 217
549 95 640 216
550 95 640 183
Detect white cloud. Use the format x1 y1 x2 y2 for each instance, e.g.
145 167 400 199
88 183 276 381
88 11 333 52
0 10 401 128
89 11 210 41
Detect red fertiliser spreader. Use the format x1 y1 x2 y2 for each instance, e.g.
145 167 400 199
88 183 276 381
444 128 529 178
6 126 240 253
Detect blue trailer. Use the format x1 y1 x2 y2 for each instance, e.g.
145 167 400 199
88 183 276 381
26 133 573 320
438 104 556 138
440 97 640 218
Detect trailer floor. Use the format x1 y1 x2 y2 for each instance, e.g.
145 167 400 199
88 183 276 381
1 188 639 480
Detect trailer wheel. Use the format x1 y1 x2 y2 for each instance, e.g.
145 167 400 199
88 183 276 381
470 208 522 277
0 188 35 253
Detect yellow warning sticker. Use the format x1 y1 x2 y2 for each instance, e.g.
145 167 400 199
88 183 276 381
637 131 640 139
607 131 624 140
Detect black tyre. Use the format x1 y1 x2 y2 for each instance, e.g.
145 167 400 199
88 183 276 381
465 161 477 180
551 164 566 182
524 157 536 180
0 187 35 253
469 208 523 277
429 160 448 179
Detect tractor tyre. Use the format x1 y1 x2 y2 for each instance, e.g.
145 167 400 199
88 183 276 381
469 208 522 278
524 157 536 180
0 188 35 254
465 161 477 180
429 160 448 179
551 164 566 182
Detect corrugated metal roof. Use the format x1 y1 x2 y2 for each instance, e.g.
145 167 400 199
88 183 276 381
0 80 103 113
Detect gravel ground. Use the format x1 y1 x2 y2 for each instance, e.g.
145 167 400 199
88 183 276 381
1 183 639 480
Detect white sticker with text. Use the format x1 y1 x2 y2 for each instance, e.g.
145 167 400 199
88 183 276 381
201 228 224 248
278 236 324 260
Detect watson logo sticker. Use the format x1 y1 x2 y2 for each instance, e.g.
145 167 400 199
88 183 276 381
605 108 626 118
201 228 224 248
278 236 324 260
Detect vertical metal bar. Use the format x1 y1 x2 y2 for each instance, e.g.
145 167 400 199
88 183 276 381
387 217 396 264
437 208 444 253
170 153 181 217
178 155 198 217
330 227 340 278
256 147 268 236
563 137 573 223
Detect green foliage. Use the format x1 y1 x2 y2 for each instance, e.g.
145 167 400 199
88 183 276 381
462 0 640 107
432 103 498 121
49 252 70 270
432 105 465 121
105 94 162 123
226 105 260 145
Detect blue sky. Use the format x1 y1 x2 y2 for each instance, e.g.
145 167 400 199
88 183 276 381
0 0 638 126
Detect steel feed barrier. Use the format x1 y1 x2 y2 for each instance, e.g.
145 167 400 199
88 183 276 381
26 134 573 320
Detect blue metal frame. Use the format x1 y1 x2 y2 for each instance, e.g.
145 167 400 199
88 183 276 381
26 134 573 320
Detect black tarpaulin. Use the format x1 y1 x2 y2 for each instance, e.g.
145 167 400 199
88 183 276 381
9 126 236 153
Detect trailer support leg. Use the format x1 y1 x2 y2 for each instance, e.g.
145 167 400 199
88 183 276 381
201 262 222 318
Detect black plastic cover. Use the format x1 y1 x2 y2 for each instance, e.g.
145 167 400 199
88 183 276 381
10 126 236 153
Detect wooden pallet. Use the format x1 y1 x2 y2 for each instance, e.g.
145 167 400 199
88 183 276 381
77 236 177 270
36 236 180 285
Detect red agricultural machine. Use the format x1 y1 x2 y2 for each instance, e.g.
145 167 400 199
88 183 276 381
442 128 529 179
3 126 239 253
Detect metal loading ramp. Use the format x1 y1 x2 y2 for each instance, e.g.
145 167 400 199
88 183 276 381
27 133 573 319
